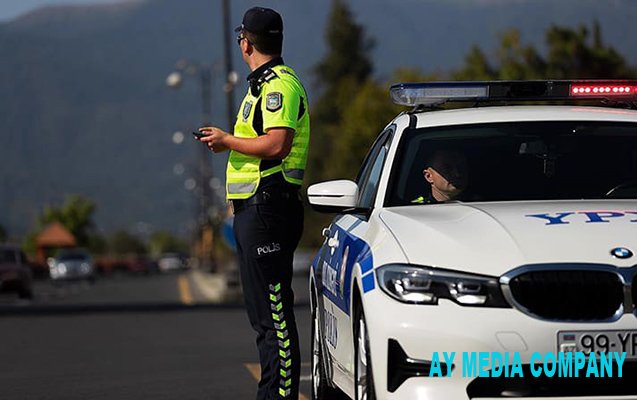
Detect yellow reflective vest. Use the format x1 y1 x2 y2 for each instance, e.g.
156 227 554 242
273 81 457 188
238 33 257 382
226 64 310 200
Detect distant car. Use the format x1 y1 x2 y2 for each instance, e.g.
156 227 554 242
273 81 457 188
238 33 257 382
127 255 159 275
158 253 187 273
0 244 34 299
48 248 96 282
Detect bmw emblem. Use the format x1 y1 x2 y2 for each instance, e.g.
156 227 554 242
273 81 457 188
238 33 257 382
611 247 633 259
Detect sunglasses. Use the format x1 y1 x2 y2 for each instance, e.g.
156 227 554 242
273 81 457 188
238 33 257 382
236 33 250 46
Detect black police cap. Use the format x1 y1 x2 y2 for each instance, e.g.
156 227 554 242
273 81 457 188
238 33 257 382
234 7 283 36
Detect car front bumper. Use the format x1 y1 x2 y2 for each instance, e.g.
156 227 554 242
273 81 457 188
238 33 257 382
364 293 637 400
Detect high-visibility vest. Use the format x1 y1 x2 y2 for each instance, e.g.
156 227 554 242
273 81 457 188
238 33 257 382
226 64 310 200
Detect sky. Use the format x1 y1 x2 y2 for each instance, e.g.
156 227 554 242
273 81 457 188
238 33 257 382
0 0 121 21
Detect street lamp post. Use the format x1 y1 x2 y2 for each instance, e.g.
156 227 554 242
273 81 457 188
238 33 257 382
166 61 218 271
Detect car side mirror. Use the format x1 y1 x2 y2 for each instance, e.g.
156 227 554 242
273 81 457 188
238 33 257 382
307 180 362 213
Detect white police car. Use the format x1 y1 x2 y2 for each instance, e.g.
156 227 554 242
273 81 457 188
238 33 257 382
307 80 637 400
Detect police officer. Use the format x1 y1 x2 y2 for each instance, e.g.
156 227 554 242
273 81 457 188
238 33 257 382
412 149 468 204
198 7 309 400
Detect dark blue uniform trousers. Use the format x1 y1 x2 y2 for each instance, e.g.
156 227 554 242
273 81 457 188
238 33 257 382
233 200 303 400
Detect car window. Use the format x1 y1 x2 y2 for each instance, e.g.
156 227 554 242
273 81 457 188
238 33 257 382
386 121 637 206
357 127 394 208
57 250 90 261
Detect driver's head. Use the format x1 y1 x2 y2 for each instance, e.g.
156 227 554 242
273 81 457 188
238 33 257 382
423 149 468 201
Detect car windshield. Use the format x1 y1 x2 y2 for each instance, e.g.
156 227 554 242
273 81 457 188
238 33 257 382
56 251 90 261
386 121 637 206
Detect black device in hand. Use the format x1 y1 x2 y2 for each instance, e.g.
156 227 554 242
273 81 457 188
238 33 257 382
192 131 207 140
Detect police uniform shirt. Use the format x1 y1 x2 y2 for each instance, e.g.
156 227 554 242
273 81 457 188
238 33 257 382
231 57 307 198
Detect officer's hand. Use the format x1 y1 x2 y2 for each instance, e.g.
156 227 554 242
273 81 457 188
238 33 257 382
199 127 229 153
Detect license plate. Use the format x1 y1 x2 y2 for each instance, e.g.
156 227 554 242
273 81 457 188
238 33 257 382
558 330 637 359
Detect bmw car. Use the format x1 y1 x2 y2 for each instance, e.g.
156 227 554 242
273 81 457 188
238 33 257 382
307 80 637 399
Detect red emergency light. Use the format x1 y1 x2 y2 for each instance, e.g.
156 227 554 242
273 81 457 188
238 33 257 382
571 84 636 96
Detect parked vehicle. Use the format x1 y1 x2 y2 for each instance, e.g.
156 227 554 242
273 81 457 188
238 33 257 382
0 244 34 299
48 248 96 282
127 255 160 275
158 253 187 273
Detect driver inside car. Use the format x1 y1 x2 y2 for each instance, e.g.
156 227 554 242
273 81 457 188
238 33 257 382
412 149 469 204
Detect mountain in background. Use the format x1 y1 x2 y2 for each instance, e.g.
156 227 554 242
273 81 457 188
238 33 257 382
1 0 636 238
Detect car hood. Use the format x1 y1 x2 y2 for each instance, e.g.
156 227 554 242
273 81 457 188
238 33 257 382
379 200 637 276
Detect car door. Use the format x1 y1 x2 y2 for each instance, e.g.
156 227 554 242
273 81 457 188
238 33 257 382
316 126 395 386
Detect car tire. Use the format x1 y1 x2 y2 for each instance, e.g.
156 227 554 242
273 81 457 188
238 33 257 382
354 300 376 400
311 289 347 400
18 286 33 300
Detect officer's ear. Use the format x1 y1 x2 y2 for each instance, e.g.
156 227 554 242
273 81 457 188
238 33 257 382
423 168 434 184
243 39 254 56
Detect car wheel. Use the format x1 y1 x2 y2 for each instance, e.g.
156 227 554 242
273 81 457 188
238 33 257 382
18 286 33 300
354 302 376 400
311 290 346 400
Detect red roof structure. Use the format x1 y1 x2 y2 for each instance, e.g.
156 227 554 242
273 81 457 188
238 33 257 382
35 222 76 264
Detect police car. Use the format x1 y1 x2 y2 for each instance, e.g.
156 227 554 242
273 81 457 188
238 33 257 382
307 80 637 400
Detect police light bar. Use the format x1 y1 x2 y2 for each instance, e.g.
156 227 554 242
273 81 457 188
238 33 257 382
390 80 637 106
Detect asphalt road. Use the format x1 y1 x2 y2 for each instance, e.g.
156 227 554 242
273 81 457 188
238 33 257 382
0 272 315 400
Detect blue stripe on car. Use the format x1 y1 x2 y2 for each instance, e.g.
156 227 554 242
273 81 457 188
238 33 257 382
362 271 375 293
314 222 374 315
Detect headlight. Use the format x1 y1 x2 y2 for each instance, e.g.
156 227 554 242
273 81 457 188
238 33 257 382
376 264 510 307
57 263 67 274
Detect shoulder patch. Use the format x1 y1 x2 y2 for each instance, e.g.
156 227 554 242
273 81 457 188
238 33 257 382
263 70 278 82
266 92 283 112
242 101 253 121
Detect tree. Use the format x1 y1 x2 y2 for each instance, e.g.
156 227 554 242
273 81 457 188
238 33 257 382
453 22 634 80
544 22 631 79
452 46 496 81
312 0 374 124
149 231 188 256
308 0 375 185
108 230 147 256
302 0 377 247
38 195 97 248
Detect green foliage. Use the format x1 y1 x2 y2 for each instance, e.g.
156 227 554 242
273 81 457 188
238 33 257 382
22 232 38 257
327 81 403 180
303 0 378 247
453 22 635 80
108 230 147 256
39 195 97 247
148 231 189 256
313 0 374 102
544 22 632 78
452 46 496 81
308 0 375 186
88 234 108 256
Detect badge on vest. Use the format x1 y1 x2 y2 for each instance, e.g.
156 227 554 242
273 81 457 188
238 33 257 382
242 101 253 122
266 92 283 112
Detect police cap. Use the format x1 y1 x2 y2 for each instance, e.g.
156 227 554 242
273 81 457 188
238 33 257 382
234 7 283 37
